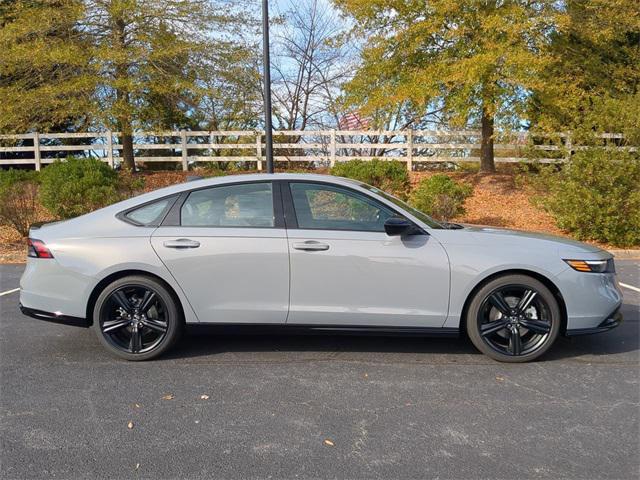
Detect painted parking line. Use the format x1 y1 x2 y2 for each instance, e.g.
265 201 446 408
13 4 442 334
0 287 20 297
620 282 640 294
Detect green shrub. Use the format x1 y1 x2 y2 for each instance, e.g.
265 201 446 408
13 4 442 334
40 157 121 218
534 148 640 247
0 168 39 192
117 169 146 197
330 159 410 197
0 169 41 237
409 174 473 221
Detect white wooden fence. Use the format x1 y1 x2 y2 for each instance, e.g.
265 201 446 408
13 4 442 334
0 129 631 171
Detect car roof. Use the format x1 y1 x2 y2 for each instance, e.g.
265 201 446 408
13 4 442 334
179 172 360 188
110 173 364 211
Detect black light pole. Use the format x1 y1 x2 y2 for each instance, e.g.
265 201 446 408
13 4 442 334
262 0 274 173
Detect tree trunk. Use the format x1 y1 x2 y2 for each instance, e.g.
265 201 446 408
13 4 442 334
113 17 135 171
480 108 495 173
120 130 135 170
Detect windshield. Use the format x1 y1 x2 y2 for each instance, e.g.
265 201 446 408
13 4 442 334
356 183 445 229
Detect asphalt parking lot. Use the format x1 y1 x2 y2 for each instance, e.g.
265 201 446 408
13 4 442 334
1 261 638 479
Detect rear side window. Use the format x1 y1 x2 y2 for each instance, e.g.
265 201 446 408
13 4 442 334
181 182 274 227
123 197 173 226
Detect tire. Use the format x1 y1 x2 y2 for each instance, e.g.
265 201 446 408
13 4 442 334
92 275 182 361
466 274 561 363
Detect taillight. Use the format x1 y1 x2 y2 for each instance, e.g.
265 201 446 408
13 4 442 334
27 238 54 258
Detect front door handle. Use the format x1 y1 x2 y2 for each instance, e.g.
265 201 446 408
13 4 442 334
163 238 200 249
292 241 330 251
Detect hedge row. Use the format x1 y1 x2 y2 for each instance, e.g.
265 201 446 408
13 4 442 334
1 151 638 247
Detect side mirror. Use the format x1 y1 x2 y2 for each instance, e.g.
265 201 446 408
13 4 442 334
384 217 420 236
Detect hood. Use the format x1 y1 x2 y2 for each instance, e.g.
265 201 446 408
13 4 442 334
432 224 608 257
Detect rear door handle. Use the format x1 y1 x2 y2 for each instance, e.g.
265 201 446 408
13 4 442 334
163 239 200 249
292 241 330 251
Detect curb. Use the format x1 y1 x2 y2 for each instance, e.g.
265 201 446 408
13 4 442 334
607 249 640 260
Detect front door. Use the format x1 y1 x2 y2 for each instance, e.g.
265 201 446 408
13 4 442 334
151 181 289 324
284 181 450 327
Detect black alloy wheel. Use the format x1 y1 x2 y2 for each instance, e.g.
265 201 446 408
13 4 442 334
467 274 561 362
101 285 168 353
93 275 181 360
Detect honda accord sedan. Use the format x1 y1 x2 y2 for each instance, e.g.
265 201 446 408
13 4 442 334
19 173 623 362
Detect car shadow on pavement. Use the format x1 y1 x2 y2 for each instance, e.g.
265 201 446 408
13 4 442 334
160 302 639 363
166 330 480 360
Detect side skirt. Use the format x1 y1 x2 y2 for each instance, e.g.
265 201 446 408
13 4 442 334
186 324 460 338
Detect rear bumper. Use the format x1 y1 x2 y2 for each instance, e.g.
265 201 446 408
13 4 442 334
565 306 623 336
19 303 90 328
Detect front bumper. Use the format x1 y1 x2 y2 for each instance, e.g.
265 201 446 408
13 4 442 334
19 303 90 328
565 306 623 336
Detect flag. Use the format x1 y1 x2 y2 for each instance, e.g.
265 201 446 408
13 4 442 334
338 111 370 130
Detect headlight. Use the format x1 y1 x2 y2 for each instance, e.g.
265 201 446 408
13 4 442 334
564 258 615 273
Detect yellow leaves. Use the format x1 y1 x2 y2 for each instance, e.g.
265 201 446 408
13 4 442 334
340 0 569 122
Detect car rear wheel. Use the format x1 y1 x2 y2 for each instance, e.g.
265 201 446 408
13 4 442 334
93 275 182 361
466 274 561 363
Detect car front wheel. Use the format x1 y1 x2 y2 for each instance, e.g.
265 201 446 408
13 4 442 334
466 274 561 363
93 275 182 361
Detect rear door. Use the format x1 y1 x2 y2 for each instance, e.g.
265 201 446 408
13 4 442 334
283 181 450 328
151 181 289 324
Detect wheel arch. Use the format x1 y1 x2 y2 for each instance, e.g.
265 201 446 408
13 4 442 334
86 269 186 327
459 269 568 337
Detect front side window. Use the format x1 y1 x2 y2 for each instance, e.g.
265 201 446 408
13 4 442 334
289 182 395 232
181 182 274 227
356 183 444 229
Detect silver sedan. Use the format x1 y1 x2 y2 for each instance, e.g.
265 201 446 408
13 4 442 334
19 173 623 362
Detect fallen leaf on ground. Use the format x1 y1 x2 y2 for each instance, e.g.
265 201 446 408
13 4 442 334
127 421 134 429
161 394 174 400
200 394 210 400
134 403 141 408
324 439 334 447
496 376 505 382
135 463 140 470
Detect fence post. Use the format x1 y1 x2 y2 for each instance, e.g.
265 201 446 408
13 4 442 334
330 129 336 167
256 131 263 171
33 131 41 171
565 133 572 162
180 130 188 171
106 130 114 168
406 129 413 172
209 132 214 163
